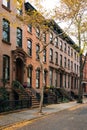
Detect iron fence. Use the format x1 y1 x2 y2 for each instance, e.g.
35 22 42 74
0 99 32 113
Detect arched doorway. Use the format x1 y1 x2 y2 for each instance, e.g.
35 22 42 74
16 58 24 84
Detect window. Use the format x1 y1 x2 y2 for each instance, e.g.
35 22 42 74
74 63 76 72
60 54 62 66
68 59 70 69
36 27 40 38
68 75 70 88
71 61 73 71
3 19 10 42
60 40 63 50
27 66 32 88
64 57 67 68
68 46 70 55
77 65 78 74
43 49 46 62
3 55 10 80
55 52 58 64
71 49 73 57
49 48 53 62
64 74 66 88
55 37 58 47
36 45 40 60
17 27 22 47
17 0 22 15
44 70 47 86
74 52 76 60
3 0 10 8
55 71 58 87
27 40 32 56
77 55 78 62
49 69 53 86
64 43 67 52
27 24 32 33
43 32 46 43
36 69 40 88
49 33 53 43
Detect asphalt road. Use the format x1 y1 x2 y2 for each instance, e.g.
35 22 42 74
4 103 87 130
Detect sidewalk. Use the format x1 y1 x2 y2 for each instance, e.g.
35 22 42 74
0 99 87 129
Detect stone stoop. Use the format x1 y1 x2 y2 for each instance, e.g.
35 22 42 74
25 88 40 108
13 88 29 100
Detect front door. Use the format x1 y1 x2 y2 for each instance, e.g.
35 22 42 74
16 58 24 84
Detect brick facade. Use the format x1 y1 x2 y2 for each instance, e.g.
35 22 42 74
0 1 82 100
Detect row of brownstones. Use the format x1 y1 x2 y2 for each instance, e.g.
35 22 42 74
0 0 87 106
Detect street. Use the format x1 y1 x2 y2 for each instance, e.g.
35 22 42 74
3 103 87 130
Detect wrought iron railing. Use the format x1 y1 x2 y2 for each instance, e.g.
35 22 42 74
0 99 32 113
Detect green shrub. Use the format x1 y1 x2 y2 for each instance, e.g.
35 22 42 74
12 80 24 90
0 87 9 101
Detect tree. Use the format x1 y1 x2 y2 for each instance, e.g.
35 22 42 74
53 0 87 103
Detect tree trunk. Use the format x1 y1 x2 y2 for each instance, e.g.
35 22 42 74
38 55 44 113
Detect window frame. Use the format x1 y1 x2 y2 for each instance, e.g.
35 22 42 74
55 37 58 47
3 18 10 43
36 44 40 60
49 32 53 43
60 54 62 66
36 27 40 38
55 52 58 64
43 49 46 62
17 27 22 47
36 69 40 88
3 55 10 80
27 66 32 88
27 24 32 33
49 69 53 86
49 48 53 62
2 0 10 9
27 39 32 56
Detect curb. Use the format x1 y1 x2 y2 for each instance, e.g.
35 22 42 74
0 102 82 130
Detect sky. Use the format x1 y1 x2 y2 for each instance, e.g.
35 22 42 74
25 0 59 10
25 0 77 43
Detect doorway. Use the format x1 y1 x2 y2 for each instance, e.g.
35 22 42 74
16 58 24 84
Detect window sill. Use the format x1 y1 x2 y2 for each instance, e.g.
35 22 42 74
27 30 32 35
60 49 63 51
2 39 11 45
16 46 22 49
55 45 59 49
28 55 32 58
2 4 11 12
50 42 54 45
36 36 40 39
36 59 40 61
49 61 54 64
55 63 58 66
43 61 46 64
16 14 23 20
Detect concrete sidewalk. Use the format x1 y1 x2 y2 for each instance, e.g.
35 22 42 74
0 99 87 129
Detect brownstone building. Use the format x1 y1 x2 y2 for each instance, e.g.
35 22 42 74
83 56 87 93
0 1 81 104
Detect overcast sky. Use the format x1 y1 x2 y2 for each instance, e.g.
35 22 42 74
25 0 77 43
